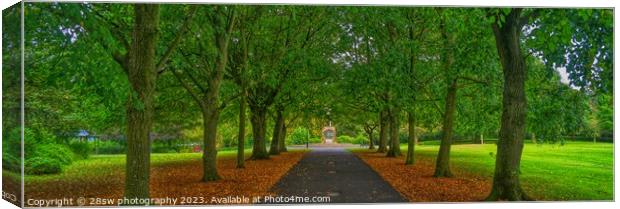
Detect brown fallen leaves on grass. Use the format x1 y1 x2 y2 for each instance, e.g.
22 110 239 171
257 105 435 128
355 150 491 202
25 151 305 206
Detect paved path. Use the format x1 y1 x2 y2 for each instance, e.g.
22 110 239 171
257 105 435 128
270 147 407 203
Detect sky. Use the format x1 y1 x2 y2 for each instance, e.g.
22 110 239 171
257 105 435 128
556 67 570 84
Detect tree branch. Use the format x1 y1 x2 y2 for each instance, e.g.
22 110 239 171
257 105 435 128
457 75 490 86
219 92 243 110
170 66 205 109
157 5 198 74
518 9 542 29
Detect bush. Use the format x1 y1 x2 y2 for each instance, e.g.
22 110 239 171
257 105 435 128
3 127 37 156
152 147 178 153
23 143 74 175
25 157 62 175
94 140 126 154
2 152 21 172
2 128 24 172
287 127 310 145
309 137 322 144
354 135 368 145
69 141 91 159
337 135 355 144
151 139 198 153
31 143 75 165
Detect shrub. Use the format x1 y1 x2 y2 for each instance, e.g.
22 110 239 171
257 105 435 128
152 147 178 153
337 135 355 144
3 127 37 156
354 135 368 145
25 157 62 175
287 127 310 145
2 128 24 172
309 137 322 144
69 141 91 159
94 140 126 154
399 133 409 144
2 152 21 172
23 143 74 175
3 127 105 175
31 143 75 165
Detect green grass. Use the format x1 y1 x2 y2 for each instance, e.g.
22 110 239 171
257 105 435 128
401 141 613 200
6 149 254 183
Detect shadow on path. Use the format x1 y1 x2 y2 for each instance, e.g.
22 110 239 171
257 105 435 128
269 147 407 203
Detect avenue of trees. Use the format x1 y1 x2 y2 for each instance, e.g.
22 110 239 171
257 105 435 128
2 3 613 202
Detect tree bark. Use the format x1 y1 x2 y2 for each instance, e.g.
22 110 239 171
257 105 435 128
279 121 287 152
386 108 401 157
249 107 270 159
364 124 375 150
406 111 416 165
269 109 284 155
237 95 246 168
202 106 221 181
434 79 457 177
377 110 389 153
123 4 159 201
368 132 375 149
485 8 532 201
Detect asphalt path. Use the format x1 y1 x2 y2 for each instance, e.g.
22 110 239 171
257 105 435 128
269 147 407 204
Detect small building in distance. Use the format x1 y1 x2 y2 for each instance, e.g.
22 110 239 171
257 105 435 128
322 122 336 144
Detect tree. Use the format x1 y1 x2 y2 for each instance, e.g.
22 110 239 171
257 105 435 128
245 6 333 159
485 8 534 200
80 4 195 198
433 8 496 177
363 121 378 149
485 8 612 200
121 6 161 198
226 6 262 168
169 5 235 181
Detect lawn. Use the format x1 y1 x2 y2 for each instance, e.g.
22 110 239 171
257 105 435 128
398 141 613 200
17 149 251 183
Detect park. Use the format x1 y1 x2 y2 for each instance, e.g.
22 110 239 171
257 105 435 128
1 3 614 206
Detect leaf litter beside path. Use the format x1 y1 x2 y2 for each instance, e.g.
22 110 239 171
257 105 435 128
23 150 306 206
354 150 491 202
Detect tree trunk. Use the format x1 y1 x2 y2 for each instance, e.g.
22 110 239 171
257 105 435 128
269 110 284 155
377 110 389 153
386 108 401 157
250 107 270 160
531 132 536 144
237 95 246 168
365 125 375 150
406 111 416 165
279 121 287 152
123 4 159 201
486 8 532 201
368 133 375 149
434 79 457 177
481 132 485 144
434 13 458 178
202 106 221 181
200 13 232 181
